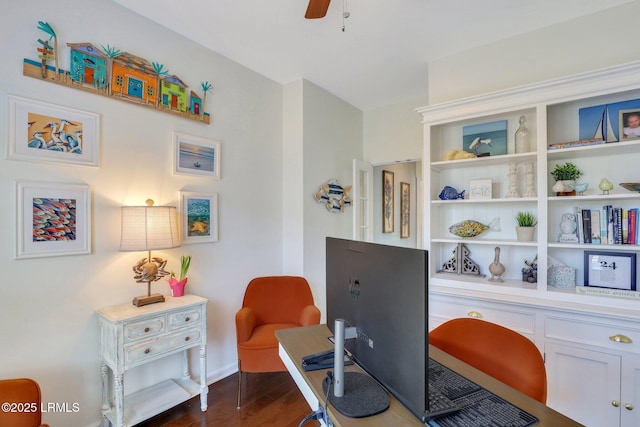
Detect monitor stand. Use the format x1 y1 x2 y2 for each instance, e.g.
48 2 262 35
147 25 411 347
324 319 389 418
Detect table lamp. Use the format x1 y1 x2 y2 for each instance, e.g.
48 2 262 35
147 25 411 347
120 199 180 307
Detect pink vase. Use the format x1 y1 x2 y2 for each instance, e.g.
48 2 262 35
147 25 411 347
169 277 188 297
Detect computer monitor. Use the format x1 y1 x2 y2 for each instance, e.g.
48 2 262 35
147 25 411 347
325 237 429 420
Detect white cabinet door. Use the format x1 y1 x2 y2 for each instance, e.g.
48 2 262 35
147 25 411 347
621 357 640 427
545 342 621 427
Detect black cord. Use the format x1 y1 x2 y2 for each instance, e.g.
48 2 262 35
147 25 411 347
298 371 334 427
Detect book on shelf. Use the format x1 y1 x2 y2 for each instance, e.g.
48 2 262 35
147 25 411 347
614 207 622 244
600 207 608 244
622 209 629 244
629 208 638 245
591 210 601 244
582 208 592 244
575 207 584 244
606 205 614 245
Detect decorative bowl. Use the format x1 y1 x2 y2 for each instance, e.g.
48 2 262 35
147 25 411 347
619 182 640 192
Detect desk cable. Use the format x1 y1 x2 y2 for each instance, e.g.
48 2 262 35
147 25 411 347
298 371 333 427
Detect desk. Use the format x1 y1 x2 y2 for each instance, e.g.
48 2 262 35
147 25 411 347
277 324 583 427
97 295 208 427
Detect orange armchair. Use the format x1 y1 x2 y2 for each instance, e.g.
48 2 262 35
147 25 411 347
0 378 49 427
430 318 547 403
235 276 321 408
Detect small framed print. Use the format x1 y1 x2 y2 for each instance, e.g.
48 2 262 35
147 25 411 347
462 120 507 157
179 191 219 244
584 250 636 290
619 109 640 141
8 95 100 167
174 132 221 178
469 179 492 200
382 170 394 233
16 181 91 259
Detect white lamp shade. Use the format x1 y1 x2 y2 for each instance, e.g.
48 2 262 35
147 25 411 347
120 205 180 251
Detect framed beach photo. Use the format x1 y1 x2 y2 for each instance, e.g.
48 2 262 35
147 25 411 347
7 95 100 167
15 181 91 259
462 120 507 157
174 132 220 178
179 191 219 244
584 250 636 290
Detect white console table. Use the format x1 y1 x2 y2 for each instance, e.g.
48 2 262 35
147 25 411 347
97 294 208 427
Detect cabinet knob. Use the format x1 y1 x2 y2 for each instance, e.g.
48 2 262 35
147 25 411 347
625 403 634 411
185 336 190 342
144 327 150 333
609 334 633 344
612 400 620 408
144 348 150 354
185 317 190 322
467 311 483 319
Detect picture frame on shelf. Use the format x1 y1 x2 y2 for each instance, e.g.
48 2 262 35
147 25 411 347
400 182 410 238
7 95 100 167
174 132 221 178
15 181 91 259
469 179 492 200
584 250 636 291
382 170 394 233
462 120 507 157
179 191 219 244
618 108 640 141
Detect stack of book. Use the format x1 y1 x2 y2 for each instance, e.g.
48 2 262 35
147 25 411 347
574 206 638 245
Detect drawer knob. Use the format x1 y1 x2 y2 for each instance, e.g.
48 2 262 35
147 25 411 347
144 348 150 354
625 403 634 411
185 317 190 322
467 311 483 319
144 327 150 333
612 400 620 408
185 336 190 342
609 334 633 344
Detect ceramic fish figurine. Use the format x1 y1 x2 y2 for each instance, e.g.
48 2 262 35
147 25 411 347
449 218 499 238
314 179 352 212
439 186 465 200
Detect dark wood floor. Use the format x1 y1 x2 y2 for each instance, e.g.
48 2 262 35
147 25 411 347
137 372 321 427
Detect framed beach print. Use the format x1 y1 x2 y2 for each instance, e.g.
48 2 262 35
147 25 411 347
584 250 636 290
7 95 100 167
179 191 219 244
462 120 507 157
382 170 394 233
174 132 221 178
15 181 91 259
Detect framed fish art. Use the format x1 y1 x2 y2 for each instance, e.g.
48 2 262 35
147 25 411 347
7 95 100 167
179 191 219 244
15 181 91 259
462 120 507 157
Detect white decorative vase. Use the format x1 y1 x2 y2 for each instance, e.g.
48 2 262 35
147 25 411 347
552 180 576 196
516 226 535 242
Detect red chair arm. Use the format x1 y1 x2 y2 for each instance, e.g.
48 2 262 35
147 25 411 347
235 307 257 344
299 305 321 326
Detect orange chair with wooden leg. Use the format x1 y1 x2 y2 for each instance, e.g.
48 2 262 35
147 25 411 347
0 378 50 427
429 317 547 404
235 276 321 408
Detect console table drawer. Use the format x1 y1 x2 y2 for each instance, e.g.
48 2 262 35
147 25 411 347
545 316 640 354
168 309 201 330
125 328 202 365
124 317 166 342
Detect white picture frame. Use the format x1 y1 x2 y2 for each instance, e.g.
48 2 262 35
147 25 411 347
179 191 219 244
7 95 100 167
173 132 221 178
16 181 91 259
469 179 492 199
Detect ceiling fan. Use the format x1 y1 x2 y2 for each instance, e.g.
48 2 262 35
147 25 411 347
305 0 331 19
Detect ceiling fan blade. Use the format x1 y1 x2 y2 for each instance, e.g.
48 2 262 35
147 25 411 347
305 0 331 19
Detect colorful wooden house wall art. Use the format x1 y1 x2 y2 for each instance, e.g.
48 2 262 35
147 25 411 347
23 21 211 124
67 43 109 90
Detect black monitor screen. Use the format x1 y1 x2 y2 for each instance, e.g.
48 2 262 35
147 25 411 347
325 237 429 419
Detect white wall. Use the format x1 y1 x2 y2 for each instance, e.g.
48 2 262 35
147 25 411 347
428 2 640 104
0 1 283 425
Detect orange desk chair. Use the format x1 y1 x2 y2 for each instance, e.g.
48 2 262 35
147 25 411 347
235 276 321 408
429 317 547 403
0 378 49 427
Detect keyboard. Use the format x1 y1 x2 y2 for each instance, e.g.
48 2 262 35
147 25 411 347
426 358 539 427
424 385 461 420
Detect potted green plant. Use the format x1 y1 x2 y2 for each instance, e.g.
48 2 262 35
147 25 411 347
169 255 191 297
515 211 537 242
550 162 583 195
